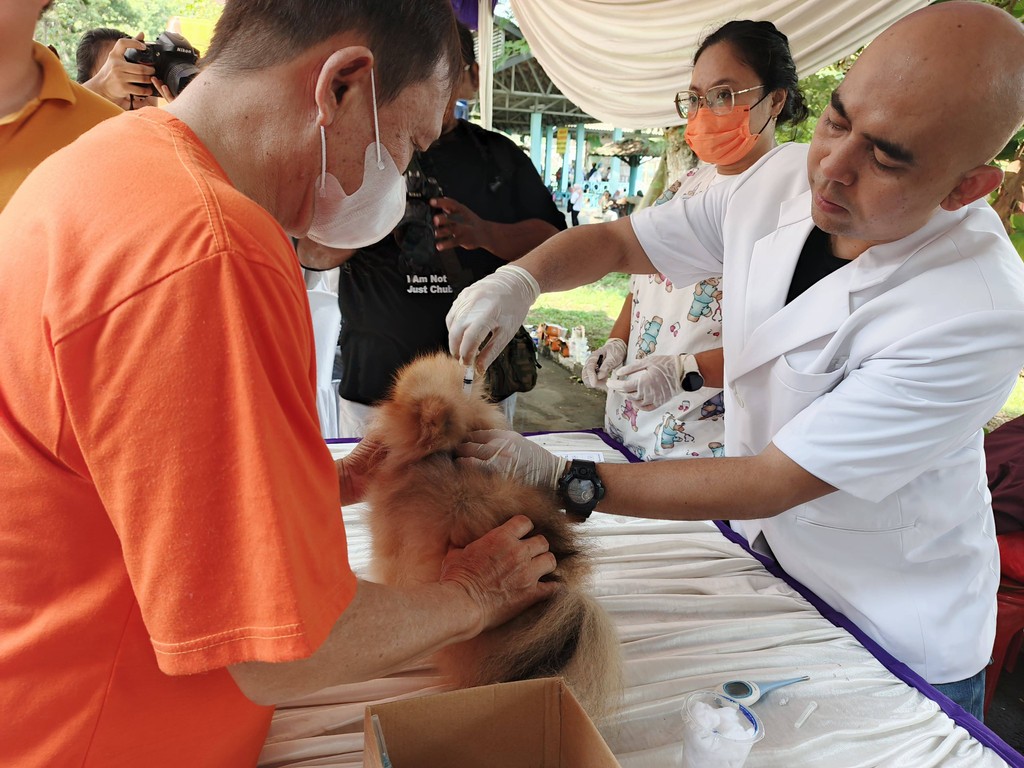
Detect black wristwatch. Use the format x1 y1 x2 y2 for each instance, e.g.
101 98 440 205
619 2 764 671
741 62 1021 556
680 353 705 392
556 460 605 519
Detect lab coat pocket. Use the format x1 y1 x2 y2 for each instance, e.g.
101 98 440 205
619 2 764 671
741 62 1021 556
783 509 924 667
792 517 914 568
792 492 911 535
765 354 847 428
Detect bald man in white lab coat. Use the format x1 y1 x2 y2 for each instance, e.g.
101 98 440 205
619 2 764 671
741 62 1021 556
445 2 1024 718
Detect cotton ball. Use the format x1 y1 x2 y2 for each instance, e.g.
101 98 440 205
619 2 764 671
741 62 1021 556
715 705 754 739
683 694 761 768
692 701 720 730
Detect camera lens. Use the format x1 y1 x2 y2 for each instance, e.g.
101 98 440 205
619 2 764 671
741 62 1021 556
395 206 436 269
163 62 201 97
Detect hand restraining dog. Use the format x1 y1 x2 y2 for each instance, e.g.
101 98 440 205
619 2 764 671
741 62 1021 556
362 353 621 716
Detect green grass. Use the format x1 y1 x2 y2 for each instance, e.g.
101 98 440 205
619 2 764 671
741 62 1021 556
529 277 1024 421
526 273 630 349
1003 375 1024 419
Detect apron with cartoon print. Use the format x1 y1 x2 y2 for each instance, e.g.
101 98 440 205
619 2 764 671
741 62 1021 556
604 164 729 460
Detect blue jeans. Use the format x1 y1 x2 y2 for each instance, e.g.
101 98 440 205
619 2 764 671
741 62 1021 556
932 668 986 721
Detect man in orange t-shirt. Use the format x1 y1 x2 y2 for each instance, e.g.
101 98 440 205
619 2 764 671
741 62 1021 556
0 2 557 766
0 2 121 211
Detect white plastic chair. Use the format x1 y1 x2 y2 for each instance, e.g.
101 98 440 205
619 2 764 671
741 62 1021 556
306 286 341 439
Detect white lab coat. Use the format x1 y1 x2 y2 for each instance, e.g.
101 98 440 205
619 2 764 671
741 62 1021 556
630 143 1024 683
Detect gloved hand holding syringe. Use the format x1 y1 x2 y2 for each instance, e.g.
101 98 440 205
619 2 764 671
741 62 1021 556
447 264 539 369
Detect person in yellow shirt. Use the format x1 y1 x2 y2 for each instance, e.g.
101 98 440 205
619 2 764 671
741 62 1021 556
1 0 121 211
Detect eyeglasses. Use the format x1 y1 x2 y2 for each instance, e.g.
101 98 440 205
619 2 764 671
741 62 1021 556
674 85 765 119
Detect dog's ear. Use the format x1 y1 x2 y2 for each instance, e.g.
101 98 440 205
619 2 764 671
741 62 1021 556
374 355 468 464
377 353 512 464
412 392 464 455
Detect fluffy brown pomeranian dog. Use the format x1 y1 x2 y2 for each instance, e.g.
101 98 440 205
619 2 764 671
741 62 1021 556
362 352 621 717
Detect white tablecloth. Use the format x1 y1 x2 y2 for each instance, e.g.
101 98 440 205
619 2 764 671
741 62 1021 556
258 432 1021 768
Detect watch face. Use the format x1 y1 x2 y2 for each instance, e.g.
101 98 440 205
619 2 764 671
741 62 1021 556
682 371 704 392
568 479 596 504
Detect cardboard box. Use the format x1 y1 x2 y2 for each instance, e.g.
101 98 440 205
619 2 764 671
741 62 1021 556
363 677 620 768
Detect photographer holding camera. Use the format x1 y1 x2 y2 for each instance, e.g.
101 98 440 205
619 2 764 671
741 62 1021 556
79 29 199 110
316 22 565 436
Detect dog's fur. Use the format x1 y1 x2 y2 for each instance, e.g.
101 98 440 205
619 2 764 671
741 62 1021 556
363 353 621 716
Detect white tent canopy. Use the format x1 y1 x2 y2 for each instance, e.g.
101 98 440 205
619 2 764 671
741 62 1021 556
503 0 928 129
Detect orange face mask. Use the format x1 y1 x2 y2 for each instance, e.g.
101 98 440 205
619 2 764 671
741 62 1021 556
685 106 770 166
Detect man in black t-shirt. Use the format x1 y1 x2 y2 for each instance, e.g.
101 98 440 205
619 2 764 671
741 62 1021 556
333 23 566 435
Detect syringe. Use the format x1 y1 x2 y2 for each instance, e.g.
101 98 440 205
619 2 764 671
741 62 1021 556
463 365 474 394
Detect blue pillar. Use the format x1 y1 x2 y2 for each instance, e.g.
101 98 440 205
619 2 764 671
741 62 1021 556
529 112 543 175
611 127 623 189
628 163 639 196
560 128 572 194
574 124 586 186
544 124 555 187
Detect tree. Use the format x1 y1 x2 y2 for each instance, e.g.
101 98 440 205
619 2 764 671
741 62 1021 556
937 0 1024 247
992 132 1024 252
986 2 1024 249
783 57 855 146
35 0 137 75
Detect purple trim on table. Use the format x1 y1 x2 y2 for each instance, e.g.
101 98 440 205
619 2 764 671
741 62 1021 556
591 429 645 463
581 430 1019 763
522 427 644 464
327 429 640 453
711 522 1022 766
328 429 1021 764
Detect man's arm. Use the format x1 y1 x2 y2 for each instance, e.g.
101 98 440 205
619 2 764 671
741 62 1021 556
229 515 557 705
597 443 834 520
474 218 560 262
431 197 560 263
336 437 385 506
446 217 657 367
457 434 835 522
518 216 657 292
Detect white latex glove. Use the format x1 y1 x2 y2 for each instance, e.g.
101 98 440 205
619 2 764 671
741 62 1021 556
582 338 627 390
606 354 684 410
455 429 568 490
446 264 539 368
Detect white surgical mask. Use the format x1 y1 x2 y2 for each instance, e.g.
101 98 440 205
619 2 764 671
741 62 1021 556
307 70 407 249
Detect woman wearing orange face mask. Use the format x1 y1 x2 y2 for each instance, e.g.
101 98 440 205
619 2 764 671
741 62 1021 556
584 20 808 462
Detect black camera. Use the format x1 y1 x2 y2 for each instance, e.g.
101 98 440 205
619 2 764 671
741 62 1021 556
394 165 445 271
124 31 200 98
